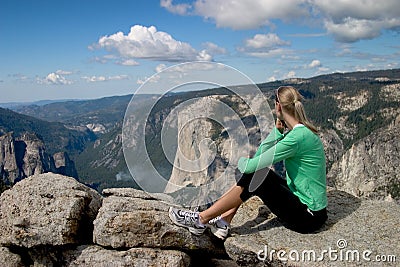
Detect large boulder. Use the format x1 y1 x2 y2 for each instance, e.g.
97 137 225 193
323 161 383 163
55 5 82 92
93 188 226 255
0 173 102 247
0 247 24 267
63 245 190 267
224 189 400 266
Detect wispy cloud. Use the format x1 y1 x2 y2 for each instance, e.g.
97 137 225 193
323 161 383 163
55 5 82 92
10 73 29 81
116 59 139 66
81 75 129 82
286 33 327 38
160 0 192 15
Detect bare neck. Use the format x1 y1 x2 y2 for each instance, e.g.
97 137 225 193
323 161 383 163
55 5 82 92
283 115 300 130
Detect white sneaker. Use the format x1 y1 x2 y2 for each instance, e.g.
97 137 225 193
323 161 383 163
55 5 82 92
208 216 230 240
168 207 206 235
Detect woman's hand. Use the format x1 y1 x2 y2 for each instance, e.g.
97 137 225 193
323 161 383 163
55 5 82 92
276 118 286 133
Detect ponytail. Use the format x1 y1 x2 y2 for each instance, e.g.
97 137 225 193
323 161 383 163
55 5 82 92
294 100 318 134
276 86 318 134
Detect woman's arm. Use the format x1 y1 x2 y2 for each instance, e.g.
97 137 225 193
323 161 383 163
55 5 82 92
253 118 285 157
238 130 298 174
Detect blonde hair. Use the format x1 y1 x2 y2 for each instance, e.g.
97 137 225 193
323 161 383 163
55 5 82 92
276 86 318 134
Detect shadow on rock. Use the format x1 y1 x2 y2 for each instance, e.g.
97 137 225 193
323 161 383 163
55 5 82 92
318 189 361 232
231 189 361 235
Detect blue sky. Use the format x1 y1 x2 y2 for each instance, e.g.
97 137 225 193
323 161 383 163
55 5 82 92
1 0 399 102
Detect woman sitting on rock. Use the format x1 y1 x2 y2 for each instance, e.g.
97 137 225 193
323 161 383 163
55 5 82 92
169 86 328 240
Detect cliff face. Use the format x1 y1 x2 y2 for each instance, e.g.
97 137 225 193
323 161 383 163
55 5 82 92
14 132 53 180
328 116 400 202
0 133 18 183
0 132 78 189
53 152 78 178
165 96 235 194
164 95 270 207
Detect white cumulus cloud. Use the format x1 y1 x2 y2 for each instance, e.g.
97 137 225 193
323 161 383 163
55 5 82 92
309 0 400 42
92 25 212 63
308 60 321 68
192 0 308 30
202 42 227 55
238 33 291 58
37 72 73 85
163 0 400 43
244 33 290 49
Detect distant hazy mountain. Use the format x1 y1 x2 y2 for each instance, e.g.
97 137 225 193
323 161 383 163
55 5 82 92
0 99 78 109
12 94 158 130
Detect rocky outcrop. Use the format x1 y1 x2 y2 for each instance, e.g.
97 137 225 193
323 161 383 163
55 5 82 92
93 187 225 255
0 132 78 192
53 152 78 178
90 132 123 170
0 173 232 266
14 132 53 180
0 133 18 183
1 173 399 266
0 131 54 185
319 129 344 170
0 173 102 247
328 116 400 202
63 245 190 267
0 247 23 267
225 189 400 266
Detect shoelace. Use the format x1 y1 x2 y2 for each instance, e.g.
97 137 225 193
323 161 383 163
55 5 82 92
179 210 199 225
208 216 221 225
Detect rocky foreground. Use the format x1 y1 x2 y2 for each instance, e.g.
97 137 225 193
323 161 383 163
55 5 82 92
0 173 399 266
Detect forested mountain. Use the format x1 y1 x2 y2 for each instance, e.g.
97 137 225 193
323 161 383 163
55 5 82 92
0 108 93 191
0 107 95 155
13 94 158 131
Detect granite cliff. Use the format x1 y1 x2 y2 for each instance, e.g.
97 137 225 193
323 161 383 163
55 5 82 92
328 115 400 203
0 132 77 191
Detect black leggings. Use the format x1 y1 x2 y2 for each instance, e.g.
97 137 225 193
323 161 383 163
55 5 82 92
236 168 327 233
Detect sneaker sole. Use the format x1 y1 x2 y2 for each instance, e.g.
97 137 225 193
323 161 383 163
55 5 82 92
168 207 205 236
209 224 229 240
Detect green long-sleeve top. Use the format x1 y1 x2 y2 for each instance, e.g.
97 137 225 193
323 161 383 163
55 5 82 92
238 124 327 211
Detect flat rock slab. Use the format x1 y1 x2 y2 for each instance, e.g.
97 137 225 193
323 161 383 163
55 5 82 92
93 188 226 256
63 245 191 267
225 190 400 266
0 173 102 247
0 247 24 267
